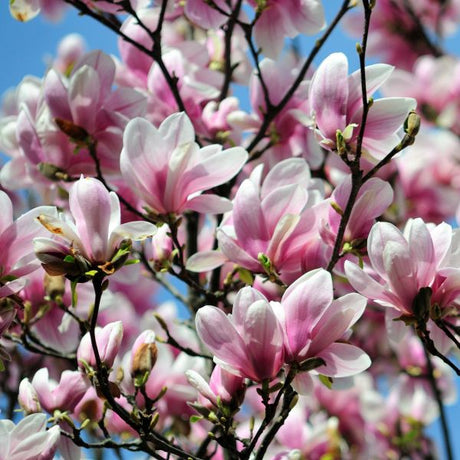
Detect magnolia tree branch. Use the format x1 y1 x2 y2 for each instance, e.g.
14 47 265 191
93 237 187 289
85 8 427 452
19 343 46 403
422 342 454 460
326 0 373 272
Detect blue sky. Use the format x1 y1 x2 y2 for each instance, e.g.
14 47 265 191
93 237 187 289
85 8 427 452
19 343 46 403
1 2 459 459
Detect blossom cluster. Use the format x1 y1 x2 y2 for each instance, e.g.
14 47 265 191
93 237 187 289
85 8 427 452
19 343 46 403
1 0 460 458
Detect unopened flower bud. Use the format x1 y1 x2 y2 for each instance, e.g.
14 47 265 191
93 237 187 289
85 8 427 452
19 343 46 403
44 274 66 300
405 111 421 137
55 118 89 142
130 330 158 379
18 378 41 414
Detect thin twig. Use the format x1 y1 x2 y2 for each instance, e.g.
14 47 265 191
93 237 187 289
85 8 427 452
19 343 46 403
422 342 454 460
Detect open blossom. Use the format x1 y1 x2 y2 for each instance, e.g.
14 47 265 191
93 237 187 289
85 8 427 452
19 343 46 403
34 176 156 278
30 368 88 413
213 158 324 280
309 52 416 162
0 191 57 298
320 176 394 248
345 219 453 316
382 55 460 134
274 269 370 394
0 414 60 460
196 287 285 382
249 0 325 59
345 218 460 353
120 112 248 215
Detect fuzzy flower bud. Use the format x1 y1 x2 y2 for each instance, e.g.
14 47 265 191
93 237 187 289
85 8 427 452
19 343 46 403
130 330 158 381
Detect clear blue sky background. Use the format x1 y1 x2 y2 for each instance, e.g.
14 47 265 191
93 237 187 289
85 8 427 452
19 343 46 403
0 1 459 459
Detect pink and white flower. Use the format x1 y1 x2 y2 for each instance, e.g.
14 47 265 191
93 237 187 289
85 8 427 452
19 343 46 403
196 287 285 382
0 414 60 460
34 176 156 277
120 112 248 215
309 52 416 162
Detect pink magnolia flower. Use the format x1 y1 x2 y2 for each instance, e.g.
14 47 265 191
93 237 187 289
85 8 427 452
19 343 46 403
0 191 57 298
42 50 146 172
145 44 224 130
186 365 246 409
77 321 124 370
248 0 326 59
0 414 60 460
30 368 88 413
343 0 460 70
309 52 416 162
209 158 324 281
345 218 460 353
393 129 460 224
320 176 394 248
195 286 285 382
34 176 156 278
275 269 370 386
345 219 453 317
120 112 248 215
382 55 460 134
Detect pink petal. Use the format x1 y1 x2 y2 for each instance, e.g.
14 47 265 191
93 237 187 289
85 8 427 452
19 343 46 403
186 194 233 214
233 180 269 254
69 177 112 262
73 50 115 102
181 146 248 198
317 343 371 377
347 63 394 118
44 69 72 121
186 250 228 272
367 222 407 278
195 306 249 375
354 97 416 140
217 229 261 271
310 52 349 140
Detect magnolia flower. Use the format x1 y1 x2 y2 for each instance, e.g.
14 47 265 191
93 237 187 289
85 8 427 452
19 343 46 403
345 218 460 353
250 0 325 59
196 286 285 382
34 176 156 278
186 365 246 409
276 269 370 380
120 112 248 215
309 52 416 162
0 191 57 298
77 321 124 370
30 368 88 413
320 176 394 248
0 414 60 460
